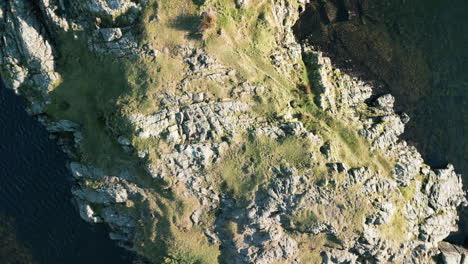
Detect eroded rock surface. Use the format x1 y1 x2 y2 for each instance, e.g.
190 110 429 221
1 0 466 263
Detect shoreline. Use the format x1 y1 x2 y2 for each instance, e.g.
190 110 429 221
1 0 467 262
0 78 135 263
293 1 468 246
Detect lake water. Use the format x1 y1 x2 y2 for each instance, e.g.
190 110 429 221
0 79 134 263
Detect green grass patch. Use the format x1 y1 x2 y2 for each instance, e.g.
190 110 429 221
379 207 408 243
133 186 220 264
311 164 330 185
294 95 395 178
287 209 319 232
399 180 417 201
45 27 187 170
203 0 300 118
212 134 312 201
293 233 327 264
46 33 138 171
141 0 201 49
379 183 416 244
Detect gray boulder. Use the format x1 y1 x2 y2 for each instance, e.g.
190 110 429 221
374 94 395 112
439 242 468 264
322 248 358 264
425 165 467 211
72 185 128 205
393 144 423 186
76 200 102 223
48 120 80 133
235 0 249 8
99 28 123 42
419 211 459 243
366 201 395 225
344 167 372 187
69 162 104 179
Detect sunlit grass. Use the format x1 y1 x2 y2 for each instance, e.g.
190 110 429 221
212 134 312 200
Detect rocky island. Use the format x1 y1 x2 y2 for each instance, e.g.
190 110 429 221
1 0 466 263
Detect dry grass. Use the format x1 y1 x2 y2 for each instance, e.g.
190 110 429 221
293 233 341 263
378 206 410 249
288 209 319 232
141 0 200 49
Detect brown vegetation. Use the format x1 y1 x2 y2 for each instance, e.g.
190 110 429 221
198 11 217 32
298 83 312 95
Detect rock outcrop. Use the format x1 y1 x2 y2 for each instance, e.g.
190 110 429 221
0 0 466 263
439 242 468 264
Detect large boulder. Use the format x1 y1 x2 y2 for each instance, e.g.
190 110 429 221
439 242 468 264
425 165 467 211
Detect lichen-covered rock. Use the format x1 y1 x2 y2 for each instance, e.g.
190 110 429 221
366 201 395 225
1 0 466 263
72 183 128 205
373 94 395 113
216 166 306 264
65 0 142 27
425 165 466 211
89 28 142 57
344 167 373 187
392 143 424 186
322 248 358 264
47 120 80 133
130 95 253 142
304 46 466 263
0 0 59 113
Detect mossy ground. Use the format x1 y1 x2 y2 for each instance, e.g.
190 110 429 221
379 180 418 243
46 33 135 172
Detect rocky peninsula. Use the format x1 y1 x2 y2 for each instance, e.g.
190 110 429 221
1 0 466 263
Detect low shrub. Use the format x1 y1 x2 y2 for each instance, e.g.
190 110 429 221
198 11 217 33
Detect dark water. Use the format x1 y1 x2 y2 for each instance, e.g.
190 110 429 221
0 80 133 263
363 1 468 245
367 1 468 172
295 0 468 245
380 0 468 245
